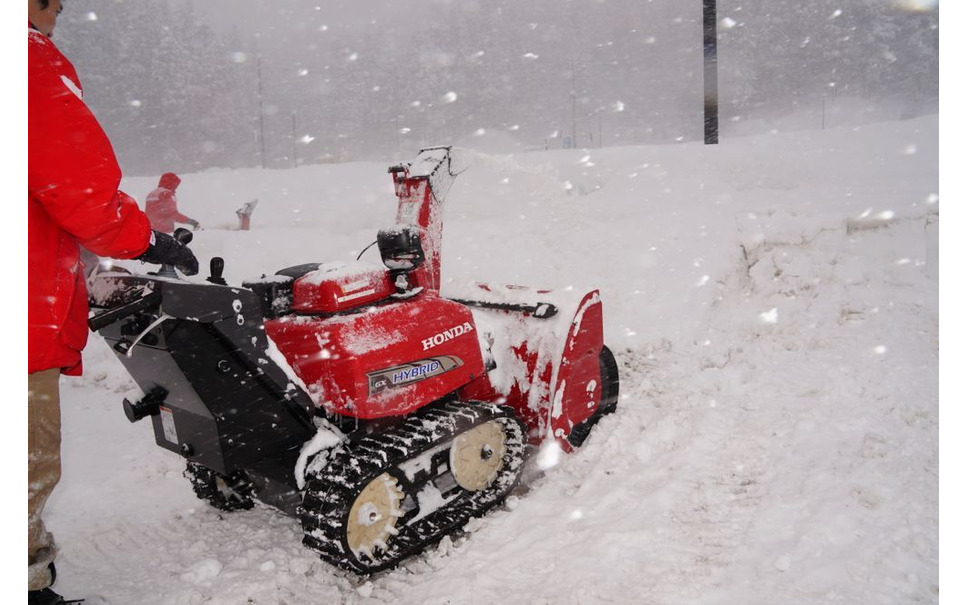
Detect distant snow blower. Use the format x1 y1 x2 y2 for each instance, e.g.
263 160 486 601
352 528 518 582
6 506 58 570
88 146 619 574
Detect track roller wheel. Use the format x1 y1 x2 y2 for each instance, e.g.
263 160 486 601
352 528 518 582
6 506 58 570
346 473 405 561
451 420 508 491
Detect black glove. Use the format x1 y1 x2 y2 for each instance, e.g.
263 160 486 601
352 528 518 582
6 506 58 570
136 231 199 276
187 219 200 230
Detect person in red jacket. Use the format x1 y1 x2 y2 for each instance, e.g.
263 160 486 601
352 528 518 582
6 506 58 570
28 2 198 603
145 172 201 233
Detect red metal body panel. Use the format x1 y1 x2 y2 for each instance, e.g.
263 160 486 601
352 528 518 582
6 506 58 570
389 148 454 294
458 291 605 452
547 291 605 448
265 294 486 420
392 178 440 293
292 262 394 314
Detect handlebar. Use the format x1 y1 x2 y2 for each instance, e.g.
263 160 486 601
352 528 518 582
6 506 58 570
156 228 194 279
88 289 162 332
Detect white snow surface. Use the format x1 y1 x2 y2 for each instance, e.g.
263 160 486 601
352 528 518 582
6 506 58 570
45 117 938 604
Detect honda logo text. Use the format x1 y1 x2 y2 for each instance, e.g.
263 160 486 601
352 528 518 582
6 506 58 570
422 322 474 351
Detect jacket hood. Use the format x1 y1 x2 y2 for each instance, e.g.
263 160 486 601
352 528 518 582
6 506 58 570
158 172 181 190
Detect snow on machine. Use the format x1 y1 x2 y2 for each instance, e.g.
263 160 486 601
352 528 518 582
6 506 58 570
87 147 619 574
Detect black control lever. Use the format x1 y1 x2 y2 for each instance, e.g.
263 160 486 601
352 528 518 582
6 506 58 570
208 257 227 285
157 228 194 279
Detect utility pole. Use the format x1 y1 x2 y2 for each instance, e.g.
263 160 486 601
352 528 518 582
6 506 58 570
257 56 267 168
567 0 579 151
571 92 577 148
570 61 577 150
291 112 297 167
703 0 719 145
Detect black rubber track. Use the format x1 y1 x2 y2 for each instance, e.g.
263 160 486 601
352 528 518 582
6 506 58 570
185 461 255 512
298 400 527 574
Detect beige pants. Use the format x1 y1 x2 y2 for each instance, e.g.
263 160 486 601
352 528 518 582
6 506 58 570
28 368 61 591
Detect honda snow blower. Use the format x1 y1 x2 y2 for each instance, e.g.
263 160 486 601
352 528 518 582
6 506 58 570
88 147 619 574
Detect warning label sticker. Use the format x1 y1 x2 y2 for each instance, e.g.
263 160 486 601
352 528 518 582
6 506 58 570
159 406 178 444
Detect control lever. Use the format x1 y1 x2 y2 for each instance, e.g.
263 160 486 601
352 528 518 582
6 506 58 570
208 257 227 285
157 228 194 279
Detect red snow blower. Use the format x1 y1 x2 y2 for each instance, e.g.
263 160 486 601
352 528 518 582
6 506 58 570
88 146 619 574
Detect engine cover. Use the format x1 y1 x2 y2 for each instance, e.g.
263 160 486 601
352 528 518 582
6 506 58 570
291 261 394 314
265 295 486 419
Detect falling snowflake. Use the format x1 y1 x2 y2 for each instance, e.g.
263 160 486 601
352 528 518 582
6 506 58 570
536 440 563 470
759 308 779 324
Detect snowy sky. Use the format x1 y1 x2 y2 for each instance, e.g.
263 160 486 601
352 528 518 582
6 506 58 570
188 0 941 38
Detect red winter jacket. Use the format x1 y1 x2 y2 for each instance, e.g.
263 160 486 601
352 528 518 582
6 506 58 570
146 172 193 234
28 27 152 376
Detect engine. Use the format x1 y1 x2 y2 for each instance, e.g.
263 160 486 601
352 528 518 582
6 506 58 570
264 272 488 420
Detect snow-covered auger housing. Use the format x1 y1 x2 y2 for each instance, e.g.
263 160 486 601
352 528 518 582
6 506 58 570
88 147 619 574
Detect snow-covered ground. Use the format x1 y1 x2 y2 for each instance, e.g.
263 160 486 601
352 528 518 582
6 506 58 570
41 115 938 604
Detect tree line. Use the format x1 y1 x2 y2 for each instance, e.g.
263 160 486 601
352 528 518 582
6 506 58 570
55 0 938 176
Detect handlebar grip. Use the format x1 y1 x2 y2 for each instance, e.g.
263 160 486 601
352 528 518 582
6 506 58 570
173 227 193 245
88 290 163 332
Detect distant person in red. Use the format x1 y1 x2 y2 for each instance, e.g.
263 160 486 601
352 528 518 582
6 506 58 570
145 172 200 233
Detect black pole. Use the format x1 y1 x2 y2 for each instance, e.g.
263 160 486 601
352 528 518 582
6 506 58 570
703 0 719 145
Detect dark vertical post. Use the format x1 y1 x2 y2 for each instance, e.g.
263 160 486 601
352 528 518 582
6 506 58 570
703 0 719 145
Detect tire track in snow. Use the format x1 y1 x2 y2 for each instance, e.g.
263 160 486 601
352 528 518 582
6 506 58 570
608 344 777 599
